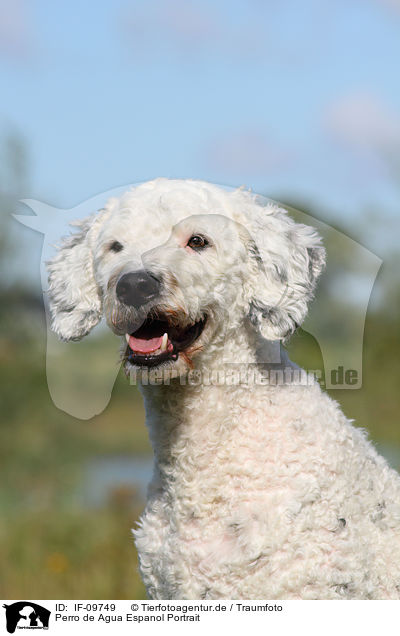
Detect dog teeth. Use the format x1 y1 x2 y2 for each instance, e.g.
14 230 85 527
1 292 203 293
161 333 168 352
125 333 130 344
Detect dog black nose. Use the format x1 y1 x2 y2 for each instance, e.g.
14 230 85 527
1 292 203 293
116 271 161 308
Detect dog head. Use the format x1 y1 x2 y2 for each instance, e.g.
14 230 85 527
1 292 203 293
47 179 325 376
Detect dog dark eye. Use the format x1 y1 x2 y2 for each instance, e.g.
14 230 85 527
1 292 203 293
187 235 209 250
109 241 123 253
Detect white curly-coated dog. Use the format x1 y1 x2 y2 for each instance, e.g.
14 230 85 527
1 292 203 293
47 178 400 600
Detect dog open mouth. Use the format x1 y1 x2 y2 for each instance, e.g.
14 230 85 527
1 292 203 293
125 314 207 367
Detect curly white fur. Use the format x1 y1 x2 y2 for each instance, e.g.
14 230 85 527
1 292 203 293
47 179 400 599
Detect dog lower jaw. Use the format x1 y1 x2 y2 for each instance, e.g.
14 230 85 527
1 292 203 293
126 348 179 369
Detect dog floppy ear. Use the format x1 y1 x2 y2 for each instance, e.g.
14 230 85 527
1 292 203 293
246 203 326 341
47 213 104 341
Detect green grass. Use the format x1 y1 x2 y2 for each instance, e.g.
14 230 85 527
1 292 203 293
0 507 146 599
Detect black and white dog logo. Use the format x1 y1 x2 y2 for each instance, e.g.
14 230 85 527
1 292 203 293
2 602 50 633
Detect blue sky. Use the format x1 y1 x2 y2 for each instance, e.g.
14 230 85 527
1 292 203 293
1 0 400 225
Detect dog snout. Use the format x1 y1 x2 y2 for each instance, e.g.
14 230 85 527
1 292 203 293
116 270 162 309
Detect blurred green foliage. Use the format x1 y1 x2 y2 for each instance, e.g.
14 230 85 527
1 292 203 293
0 136 399 599
0 296 149 598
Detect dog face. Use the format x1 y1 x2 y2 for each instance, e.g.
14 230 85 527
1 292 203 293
99 212 252 374
47 179 325 375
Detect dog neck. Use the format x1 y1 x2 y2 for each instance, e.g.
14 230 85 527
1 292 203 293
138 334 298 471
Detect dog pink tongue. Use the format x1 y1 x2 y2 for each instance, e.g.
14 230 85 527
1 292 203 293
128 335 163 353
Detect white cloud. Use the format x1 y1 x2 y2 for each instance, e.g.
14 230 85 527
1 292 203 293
0 0 34 61
374 0 400 13
325 92 400 152
118 0 267 61
202 129 292 178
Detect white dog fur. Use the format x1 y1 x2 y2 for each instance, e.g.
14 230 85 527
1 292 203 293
47 178 400 599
